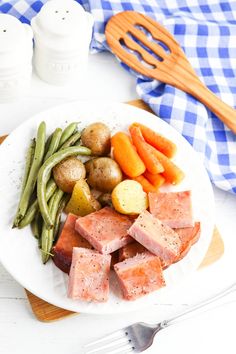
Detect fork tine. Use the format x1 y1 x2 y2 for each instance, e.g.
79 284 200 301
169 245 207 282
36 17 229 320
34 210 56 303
84 340 133 354
84 339 131 353
104 345 135 354
115 349 134 354
83 329 126 348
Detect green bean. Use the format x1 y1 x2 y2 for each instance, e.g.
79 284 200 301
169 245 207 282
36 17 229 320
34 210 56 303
75 139 82 146
59 122 78 147
13 122 46 227
41 188 64 264
44 134 53 157
37 146 91 229
21 139 36 195
46 178 58 199
31 212 42 239
53 194 70 241
13 139 36 227
18 178 57 229
40 224 49 262
41 193 56 262
44 128 62 162
60 131 81 149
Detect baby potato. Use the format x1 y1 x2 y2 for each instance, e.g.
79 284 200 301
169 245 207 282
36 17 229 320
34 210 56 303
112 180 148 215
65 179 101 216
53 156 86 193
81 122 111 156
85 157 122 193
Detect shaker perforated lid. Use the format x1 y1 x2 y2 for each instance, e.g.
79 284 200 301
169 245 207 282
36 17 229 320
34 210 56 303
0 14 32 101
0 14 32 53
31 0 94 51
0 14 33 71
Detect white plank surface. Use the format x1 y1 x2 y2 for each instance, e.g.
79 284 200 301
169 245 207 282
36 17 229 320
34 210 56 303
1 52 236 354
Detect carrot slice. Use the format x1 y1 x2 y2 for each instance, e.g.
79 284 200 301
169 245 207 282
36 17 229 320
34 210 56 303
152 149 185 184
133 175 157 193
111 132 146 178
131 122 177 158
129 126 164 175
144 171 165 188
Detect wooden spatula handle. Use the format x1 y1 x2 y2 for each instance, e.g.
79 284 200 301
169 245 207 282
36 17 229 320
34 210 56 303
187 80 236 133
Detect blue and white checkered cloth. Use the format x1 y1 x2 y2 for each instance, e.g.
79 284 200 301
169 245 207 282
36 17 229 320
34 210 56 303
1 0 236 194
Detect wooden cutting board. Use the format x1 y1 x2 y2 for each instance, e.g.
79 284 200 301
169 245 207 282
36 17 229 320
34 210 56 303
0 99 224 322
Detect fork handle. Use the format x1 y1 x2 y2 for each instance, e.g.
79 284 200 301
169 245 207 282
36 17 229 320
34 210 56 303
184 79 236 134
162 282 236 328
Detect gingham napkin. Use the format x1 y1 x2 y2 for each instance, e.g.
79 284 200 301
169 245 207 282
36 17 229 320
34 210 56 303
1 0 236 194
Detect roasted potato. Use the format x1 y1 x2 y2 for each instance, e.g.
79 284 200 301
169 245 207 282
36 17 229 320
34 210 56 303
111 180 148 215
81 122 111 156
65 179 101 216
85 157 122 193
53 156 86 193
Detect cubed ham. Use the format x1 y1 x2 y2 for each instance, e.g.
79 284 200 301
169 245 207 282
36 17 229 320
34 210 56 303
75 207 133 254
148 191 194 228
119 242 147 262
119 242 167 269
114 252 165 300
110 250 120 269
174 222 201 261
53 213 92 274
68 247 111 302
128 210 181 266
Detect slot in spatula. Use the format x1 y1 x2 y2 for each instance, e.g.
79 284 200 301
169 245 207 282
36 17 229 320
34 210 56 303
105 11 236 133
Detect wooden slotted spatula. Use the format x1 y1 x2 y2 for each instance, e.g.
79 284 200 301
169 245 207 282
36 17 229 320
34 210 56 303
105 11 236 133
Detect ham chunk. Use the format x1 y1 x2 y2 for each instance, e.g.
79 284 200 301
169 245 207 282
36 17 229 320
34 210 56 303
174 222 201 261
75 207 133 254
119 242 147 262
119 242 167 269
68 247 111 302
128 210 181 266
148 191 194 228
114 252 165 300
110 250 119 269
53 213 92 274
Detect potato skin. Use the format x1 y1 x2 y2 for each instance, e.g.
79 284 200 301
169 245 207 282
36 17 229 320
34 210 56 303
81 122 111 156
53 156 86 193
85 157 122 193
65 179 101 216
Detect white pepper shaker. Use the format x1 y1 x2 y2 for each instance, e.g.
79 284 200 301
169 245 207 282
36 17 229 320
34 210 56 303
0 14 33 103
31 0 94 86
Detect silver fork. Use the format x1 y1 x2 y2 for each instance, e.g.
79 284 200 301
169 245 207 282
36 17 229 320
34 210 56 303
83 282 236 354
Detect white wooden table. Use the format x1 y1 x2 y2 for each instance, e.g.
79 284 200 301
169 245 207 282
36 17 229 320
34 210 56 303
1 52 236 354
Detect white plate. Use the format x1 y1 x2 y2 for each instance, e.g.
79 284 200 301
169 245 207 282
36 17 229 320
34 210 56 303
0 100 214 314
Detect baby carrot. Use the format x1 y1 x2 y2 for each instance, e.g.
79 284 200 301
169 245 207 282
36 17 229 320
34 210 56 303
129 125 164 175
131 122 177 158
133 175 157 193
111 132 146 178
152 149 185 184
144 171 165 188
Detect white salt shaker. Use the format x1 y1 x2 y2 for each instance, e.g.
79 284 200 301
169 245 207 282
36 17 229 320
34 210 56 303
31 0 94 86
0 14 33 103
